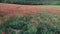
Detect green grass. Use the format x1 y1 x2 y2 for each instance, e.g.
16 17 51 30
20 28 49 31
0 26 2 34
40 5 60 8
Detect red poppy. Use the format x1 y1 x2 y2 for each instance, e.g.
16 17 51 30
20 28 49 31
0 20 2 23
56 10 60 14
2 32 5 34
8 14 14 19
18 13 26 17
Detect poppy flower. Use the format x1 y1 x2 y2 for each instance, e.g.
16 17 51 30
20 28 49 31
0 20 2 23
8 14 14 19
2 32 5 34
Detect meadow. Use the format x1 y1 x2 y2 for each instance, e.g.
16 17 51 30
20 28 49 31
0 4 60 34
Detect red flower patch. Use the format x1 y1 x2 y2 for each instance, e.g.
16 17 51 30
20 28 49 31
8 14 14 19
2 32 5 34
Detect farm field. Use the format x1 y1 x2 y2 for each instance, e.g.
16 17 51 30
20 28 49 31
0 3 60 34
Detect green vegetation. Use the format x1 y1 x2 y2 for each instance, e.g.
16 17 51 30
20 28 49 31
0 12 60 34
0 0 60 5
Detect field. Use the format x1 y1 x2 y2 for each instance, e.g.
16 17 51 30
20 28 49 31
0 3 60 34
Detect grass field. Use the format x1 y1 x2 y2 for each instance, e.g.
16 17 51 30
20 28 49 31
41 5 60 8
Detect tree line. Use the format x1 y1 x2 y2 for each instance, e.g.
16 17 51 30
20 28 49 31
0 0 60 5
